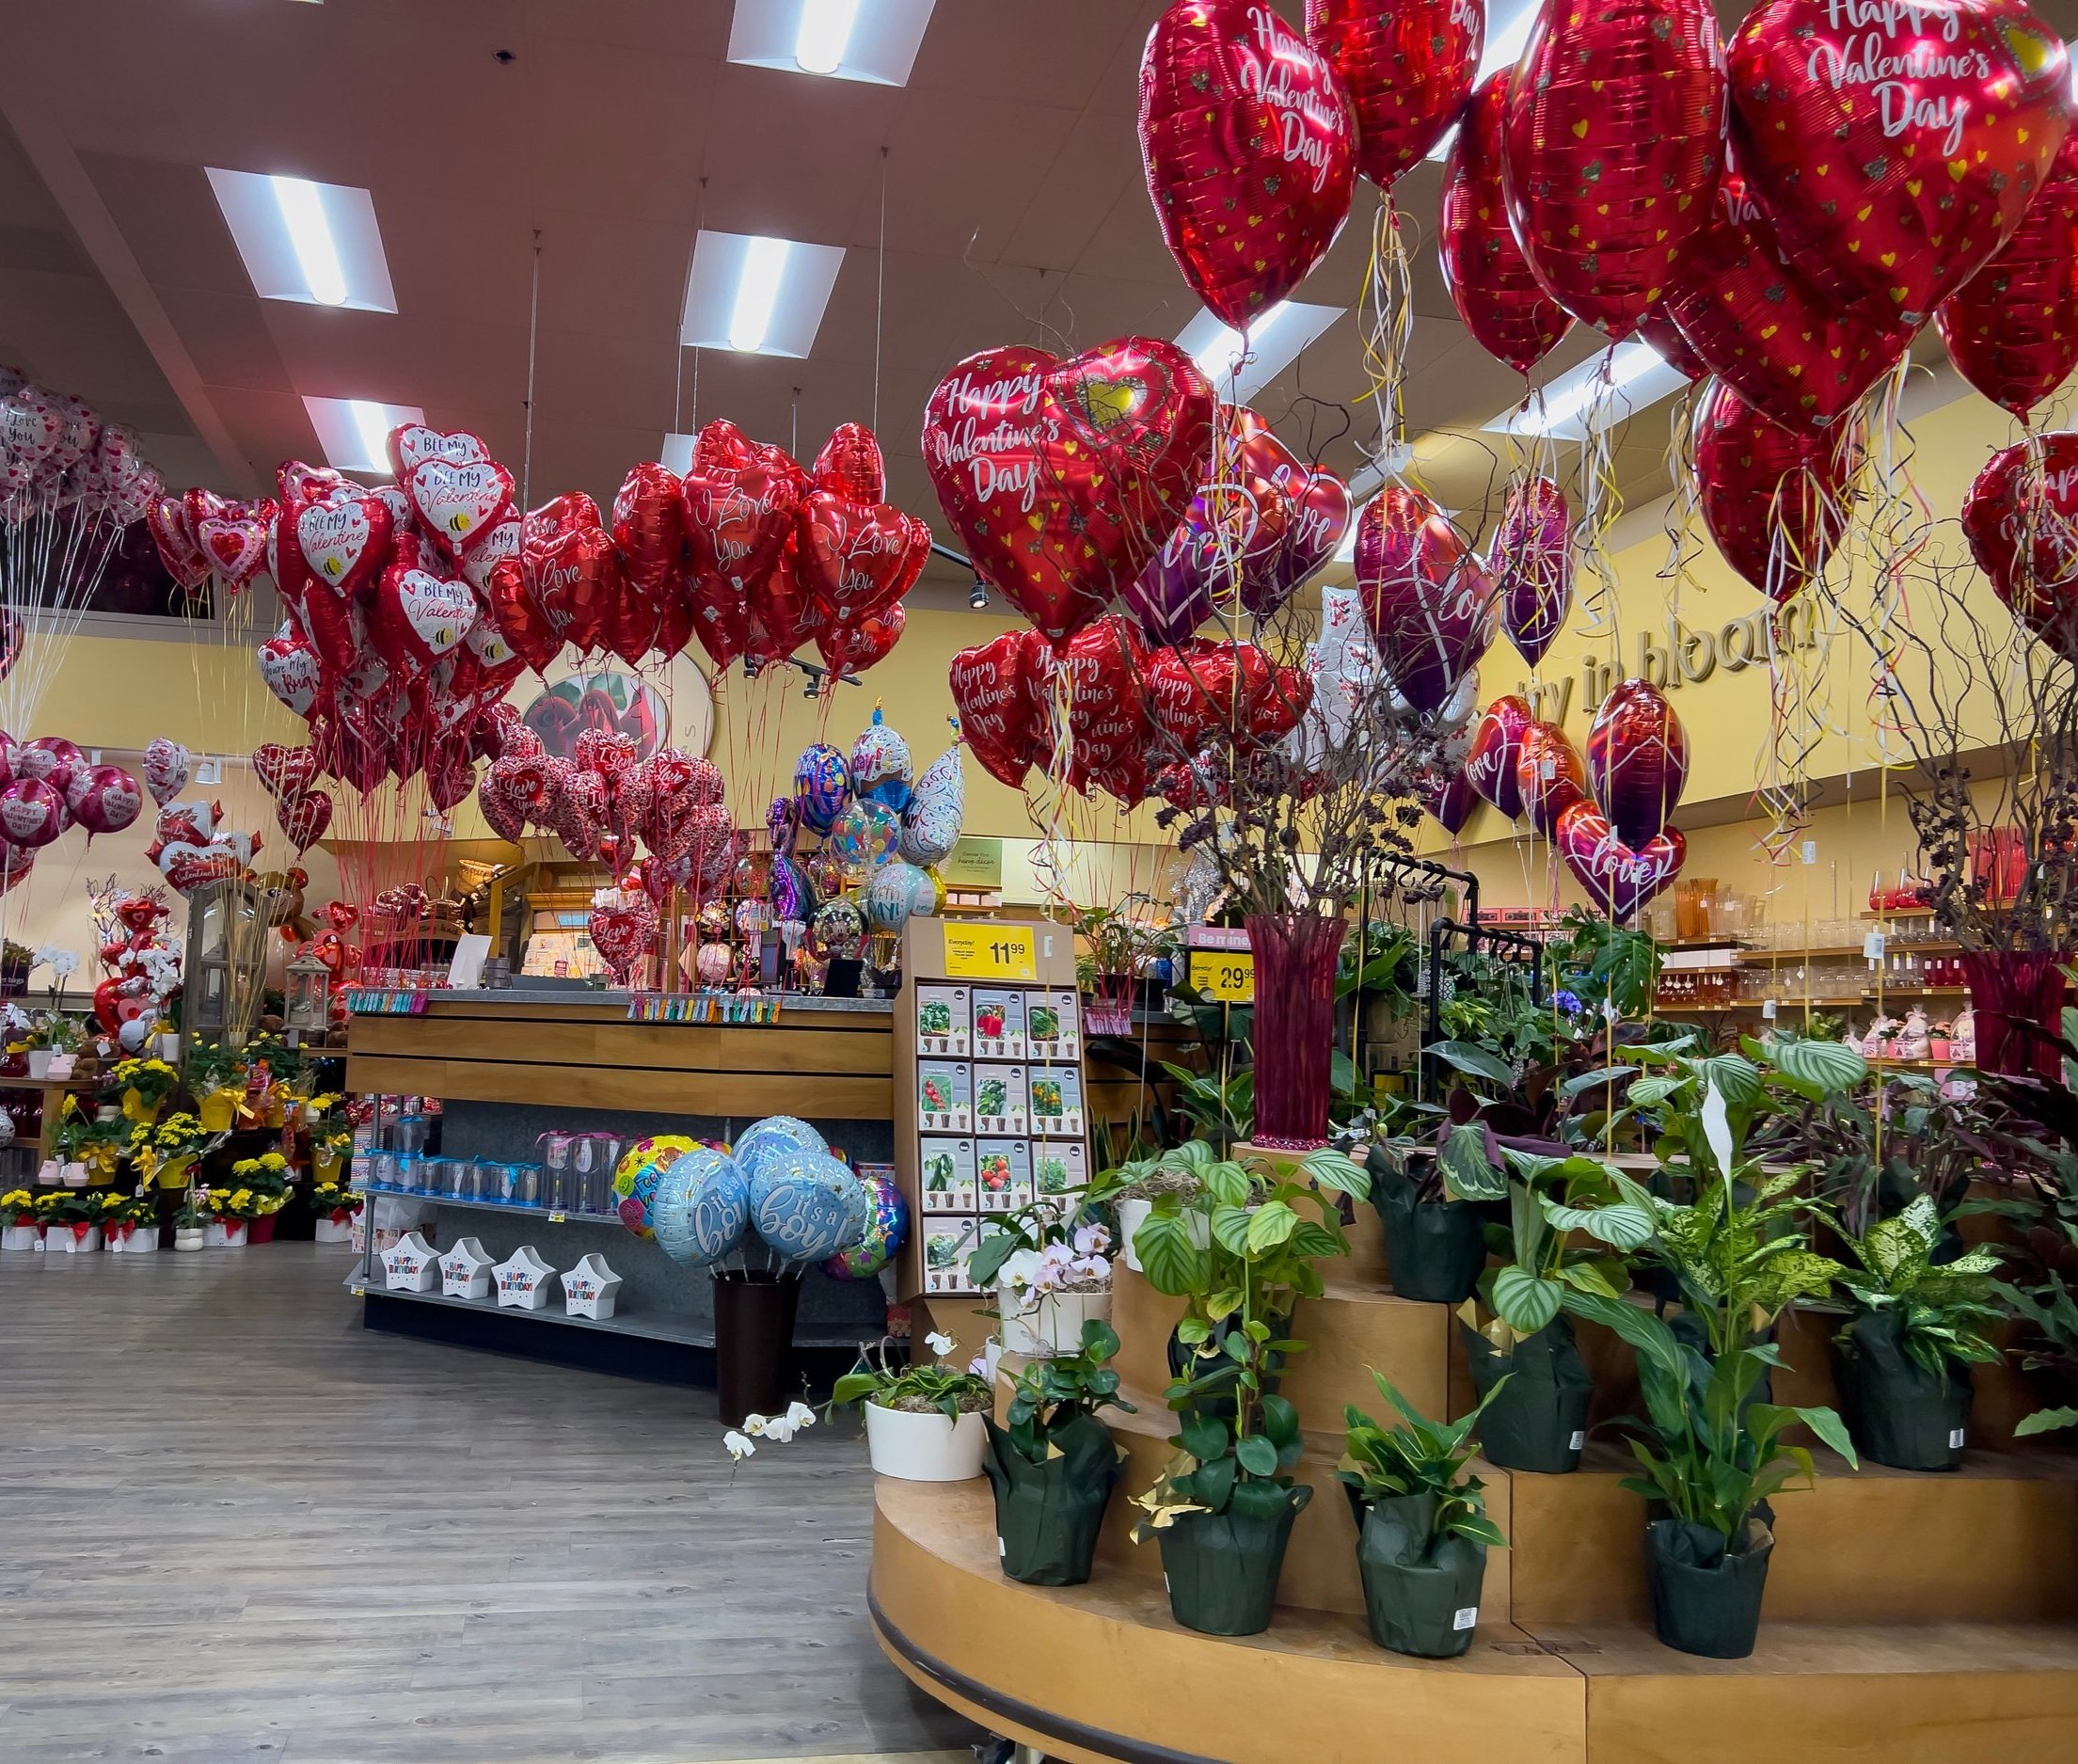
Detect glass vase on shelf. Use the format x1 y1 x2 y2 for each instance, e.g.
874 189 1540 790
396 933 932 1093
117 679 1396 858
1245 913 1344 1152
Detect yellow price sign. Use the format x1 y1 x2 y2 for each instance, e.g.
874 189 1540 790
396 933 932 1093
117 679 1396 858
1189 949 1255 1004
943 924 1037 981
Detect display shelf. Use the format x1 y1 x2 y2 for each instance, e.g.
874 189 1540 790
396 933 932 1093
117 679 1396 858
343 1266 715 1347
349 1184 617 1227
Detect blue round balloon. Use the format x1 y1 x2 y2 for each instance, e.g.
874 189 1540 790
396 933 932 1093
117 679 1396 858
652 1147 750 1269
751 1148 870 1263
733 1115 827 1188
793 743 850 835
823 1170 908 1280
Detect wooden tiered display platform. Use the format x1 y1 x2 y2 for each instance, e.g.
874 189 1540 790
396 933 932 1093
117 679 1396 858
871 1195 2078 1762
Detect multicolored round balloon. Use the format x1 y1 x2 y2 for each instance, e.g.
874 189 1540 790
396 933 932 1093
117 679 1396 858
652 1145 750 1269
793 742 850 834
897 744 963 867
750 1147 870 1263
865 859 936 930
612 1134 698 1239
732 1115 826 1187
823 1168 908 1280
849 707 913 812
827 800 899 872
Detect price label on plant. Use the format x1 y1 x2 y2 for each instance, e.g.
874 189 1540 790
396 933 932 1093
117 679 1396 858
1188 949 1255 1004
943 925 1036 982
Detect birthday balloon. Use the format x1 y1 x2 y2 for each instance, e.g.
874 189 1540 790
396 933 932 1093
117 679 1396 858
865 859 936 930
1139 0 1358 329
898 745 964 867
651 1144 751 1270
849 709 913 812
827 799 900 872
792 742 850 834
1466 695 1533 821
822 1168 907 1280
732 1116 827 1188
750 1147 870 1263
812 896 866 961
613 1134 698 1240
1585 679 1688 847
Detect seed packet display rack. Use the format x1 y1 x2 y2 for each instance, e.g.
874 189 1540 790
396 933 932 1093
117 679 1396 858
896 917 1088 1303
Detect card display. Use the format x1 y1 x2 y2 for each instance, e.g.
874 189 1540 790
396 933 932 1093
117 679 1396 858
920 1137 977 1212
1034 1140 1088 1198
914 984 970 1057
976 1138 1035 1213
973 1062 1028 1135
972 987 1027 1058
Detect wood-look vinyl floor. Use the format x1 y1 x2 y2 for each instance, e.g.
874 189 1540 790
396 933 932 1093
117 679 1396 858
0 1245 984 1764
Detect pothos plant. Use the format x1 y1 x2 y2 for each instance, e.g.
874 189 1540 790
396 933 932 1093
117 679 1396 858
1128 1141 1369 1534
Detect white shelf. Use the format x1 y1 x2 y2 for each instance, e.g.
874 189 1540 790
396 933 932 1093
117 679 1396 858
344 1268 716 1348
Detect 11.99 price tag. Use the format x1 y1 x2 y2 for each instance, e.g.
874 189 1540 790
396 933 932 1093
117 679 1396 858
944 925 1037 982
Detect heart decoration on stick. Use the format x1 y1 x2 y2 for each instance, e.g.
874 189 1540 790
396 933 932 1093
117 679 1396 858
1557 802 1686 921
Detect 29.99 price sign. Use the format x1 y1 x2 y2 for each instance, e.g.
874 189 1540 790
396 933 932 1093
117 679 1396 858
1188 950 1255 1004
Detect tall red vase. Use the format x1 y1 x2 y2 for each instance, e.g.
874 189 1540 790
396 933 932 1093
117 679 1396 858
1245 913 1346 1151
1959 951 2070 1078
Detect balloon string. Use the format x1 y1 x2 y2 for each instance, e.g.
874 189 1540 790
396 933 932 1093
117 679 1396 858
873 146 889 437
523 229 542 512
1573 353 1625 667
676 179 706 438
1356 193 1416 477
1658 386 1702 632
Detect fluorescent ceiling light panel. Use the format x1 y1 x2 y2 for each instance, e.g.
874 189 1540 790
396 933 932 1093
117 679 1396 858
1485 339 1687 441
206 167 396 312
1428 0 1545 160
1175 301 1342 404
302 396 425 475
680 230 845 358
727 0 935 86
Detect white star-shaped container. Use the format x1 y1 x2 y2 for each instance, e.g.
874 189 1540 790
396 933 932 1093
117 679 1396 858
560 1251 624 1320
493 1244 557 1311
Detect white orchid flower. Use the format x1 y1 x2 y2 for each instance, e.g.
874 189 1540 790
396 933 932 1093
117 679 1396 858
723 1430 756 1461
743 1412 770 1437
925 1330 957 1358
785 1399 817 1430
761 1417 797 1443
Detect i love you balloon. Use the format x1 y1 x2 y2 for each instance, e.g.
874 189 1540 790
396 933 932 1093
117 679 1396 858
1354 488 1495 714
923 339 1214 645
1138 0 1357 330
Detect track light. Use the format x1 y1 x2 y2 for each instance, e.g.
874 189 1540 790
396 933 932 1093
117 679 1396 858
969 580 989 610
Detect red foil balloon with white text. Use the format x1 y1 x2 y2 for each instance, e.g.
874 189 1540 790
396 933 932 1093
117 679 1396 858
1439 74 1572 376
1728 0 2072 330
1137 0 1358 330
1500 0 1725 341
1236 408 1350 617
949 630 1053 789
1585 679 1688 847
1557 802 1686 921
680 419 805 671
1491 476 1571 667
1692 378 1865 601
1305 0 1481 191
1063 616 1154 807
1936 135 2078 421
922 339 1215 645
1354 488 1495 715
1466 695 1533 821
1959 433 2078 659
1516 719 1586 840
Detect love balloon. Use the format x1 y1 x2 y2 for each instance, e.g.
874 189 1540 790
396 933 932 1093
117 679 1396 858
1558 803 1687 921
1585 680 1688 848
1355 489 1495 714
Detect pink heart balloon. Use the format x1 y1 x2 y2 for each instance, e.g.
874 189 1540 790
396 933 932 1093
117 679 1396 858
1355 488 1495 713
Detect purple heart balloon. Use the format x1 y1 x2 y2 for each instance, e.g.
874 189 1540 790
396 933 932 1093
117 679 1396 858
1123 513 1220 646
1491 474 1572 667
1422 764 1479 834
1242 416 1351 617
1355 488 1496 714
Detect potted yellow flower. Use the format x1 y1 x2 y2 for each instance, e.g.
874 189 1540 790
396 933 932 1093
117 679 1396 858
310 1178 362 1244
186 1041 250 1132
230 1153 292 1243
40 1188 105 1253
131 1112 215 1190
107 1055 180 1126
199 1184 255 1248
1 1186 39 1251
104 1186 160 1254
306 1094 350 1183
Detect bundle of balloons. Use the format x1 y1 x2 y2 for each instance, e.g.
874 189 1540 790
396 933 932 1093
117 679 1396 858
0 735 148 897
0 371 165 529
87 886 180 1055
141 798 262 898
615 1114 905 1281
1451 685 1690 920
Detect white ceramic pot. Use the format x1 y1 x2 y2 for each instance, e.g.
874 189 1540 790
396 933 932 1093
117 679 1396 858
204 1220 248 1249
174 1227 205 1251
112 1224 158 1254
159 1033 182 1062
998 1283 1113 1357
864 1401 987 1481
24 1049 54 1079
2 1223 40 1251
47 1224 102 1254
312 1216 356 1244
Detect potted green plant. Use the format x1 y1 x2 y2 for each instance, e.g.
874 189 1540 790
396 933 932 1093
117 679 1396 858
1128 1144 1369 1636
830 1331 992 1481
1339 1373 1508 1658
1367 1136 1486 1304
106 1054 181 1127
41 1188 104 1253
1832 1195 2005 1470
1098 1144 1208 1275
22 1010 85 1078
982 1317 1134 1586
172 1192 210 1251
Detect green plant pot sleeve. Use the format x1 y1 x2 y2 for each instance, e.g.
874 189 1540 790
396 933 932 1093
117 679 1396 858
1838 1310 1973 1471
1156 1487 1309 1637
1644 1518 1773 1659
1372 1168 1486 1305
981 1414 1122 1587
1353 1493 1489 1658
1462 1316 1594 1473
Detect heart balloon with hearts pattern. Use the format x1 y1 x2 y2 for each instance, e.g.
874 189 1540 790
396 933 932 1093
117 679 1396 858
277 788 333 853
142 737 191 807
408 456 515 563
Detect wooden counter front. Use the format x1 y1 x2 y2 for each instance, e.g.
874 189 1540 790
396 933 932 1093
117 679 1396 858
344 992 896 1119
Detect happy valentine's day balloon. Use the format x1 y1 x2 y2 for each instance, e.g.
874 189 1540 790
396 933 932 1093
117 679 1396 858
948 630 1052 790
1960 432 2078 658
1692 378 1866 602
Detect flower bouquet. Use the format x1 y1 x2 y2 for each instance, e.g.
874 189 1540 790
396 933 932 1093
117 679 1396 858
309 1178 362 1244
131 1111 218 1190
230 1153 293 1242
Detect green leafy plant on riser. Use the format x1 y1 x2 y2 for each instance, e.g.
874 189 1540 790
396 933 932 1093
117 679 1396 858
1999 1272 2078 1436
1157 1060 1254 1155
1339 1371 1506 1549
1835 1194 2005 1383
1000 1318 1135 1461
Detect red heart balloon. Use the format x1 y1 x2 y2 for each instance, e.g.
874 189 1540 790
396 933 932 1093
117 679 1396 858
923 339 1215 645
801 493 929 623
681 424 803 631
1466 695 1534 820
425 754 477 816
1517 719 1587 839
1557 802 1686 921
1423 765 1480 835
526 507 621 657
1138 0 1358 329
588 889 658 987
554 769 607 860
277 459 349 508
1490 475 1571 667
1063 616 1154 806
744 528 817 672
811 422 886 503
253 742 319 802
198 511 272 591
485 556 562 675
611 461 686 598
1936 135 2078 421
373 546 479 680
408 456 515 562
1729 0 2072 329
1586 678 1689 847
1960 432 2078 658
1234 408 1350 618
459 613 526 697
1355 487 1495 713
297 491 393 599
814 599 906 679
949 629 1050 789
1306 0 1481 191
1693 378 1866 601
1501 0 1726 341
478 770 531 843
146 495 209 588
277 788 333 853
1664 209 1913 433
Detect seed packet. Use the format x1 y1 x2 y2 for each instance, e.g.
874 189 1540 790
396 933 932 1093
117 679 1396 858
918 1060 972 1132
922 1214 982 1294
972 987 1027 1058
914 984 969 1057
1029 1064 1085 1136
976 1138 1034 1213
919 1137 977 1212
1033 1140 1088 1199
973 1062 1027 1134
1025 989 1080 1057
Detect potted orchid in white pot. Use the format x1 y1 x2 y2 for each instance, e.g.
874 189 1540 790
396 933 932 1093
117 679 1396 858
970 1199 1114 1357
727 1334 992 1482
